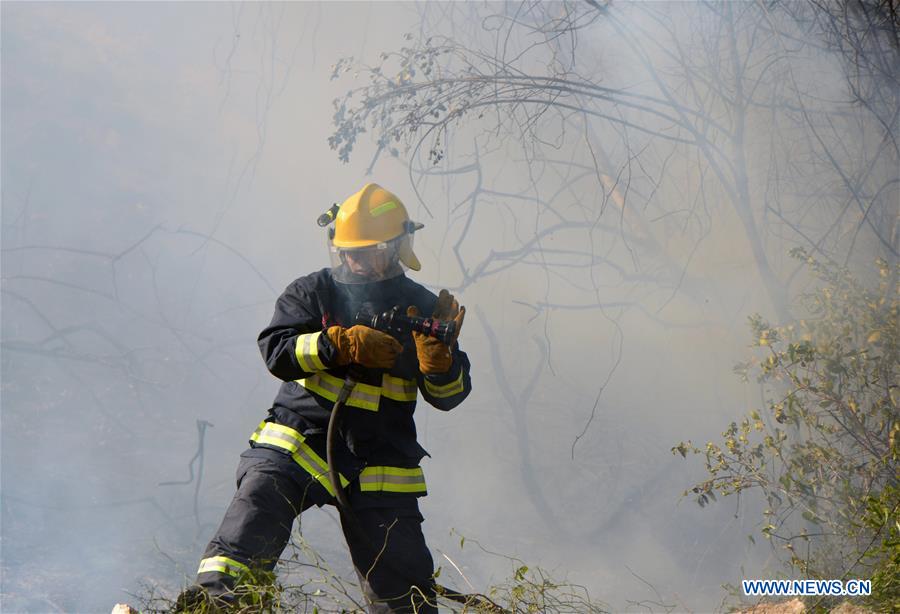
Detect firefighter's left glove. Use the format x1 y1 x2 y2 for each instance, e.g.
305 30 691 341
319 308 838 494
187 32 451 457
407 290 465 375
325 325 403 369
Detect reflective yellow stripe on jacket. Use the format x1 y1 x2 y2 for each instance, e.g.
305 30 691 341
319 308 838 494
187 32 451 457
359 466 427 494
298 371 380 411
198 555 249 578
297 372 418 410
382 374 417 402
294 331 326 372
250 422 427 496
423 369 465 398
250 421 348 497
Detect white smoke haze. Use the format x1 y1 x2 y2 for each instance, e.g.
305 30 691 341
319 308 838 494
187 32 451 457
2 2 896 613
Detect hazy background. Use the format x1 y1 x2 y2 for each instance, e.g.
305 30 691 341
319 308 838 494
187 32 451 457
2 2 895 612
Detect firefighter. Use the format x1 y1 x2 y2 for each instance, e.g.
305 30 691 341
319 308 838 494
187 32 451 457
176 183 470 613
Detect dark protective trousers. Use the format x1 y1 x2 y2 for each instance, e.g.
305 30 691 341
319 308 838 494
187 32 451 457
194 451 437 613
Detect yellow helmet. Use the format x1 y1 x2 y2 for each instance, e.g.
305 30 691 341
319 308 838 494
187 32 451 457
328 183 423 282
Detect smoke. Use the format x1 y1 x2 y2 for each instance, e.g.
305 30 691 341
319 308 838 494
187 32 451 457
3 2 895 612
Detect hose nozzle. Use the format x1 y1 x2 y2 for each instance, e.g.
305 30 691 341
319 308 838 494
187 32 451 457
356 307 456 345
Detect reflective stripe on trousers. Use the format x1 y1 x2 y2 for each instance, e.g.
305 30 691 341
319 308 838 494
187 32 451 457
197 555 250 578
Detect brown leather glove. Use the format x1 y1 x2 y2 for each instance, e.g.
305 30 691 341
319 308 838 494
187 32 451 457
325 325 403 369
432 288 466 337
408 289 466 375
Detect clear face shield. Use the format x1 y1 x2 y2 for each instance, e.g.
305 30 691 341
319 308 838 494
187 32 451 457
329 234 413 284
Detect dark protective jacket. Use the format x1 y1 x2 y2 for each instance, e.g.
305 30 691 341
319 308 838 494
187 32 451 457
250 267 472 499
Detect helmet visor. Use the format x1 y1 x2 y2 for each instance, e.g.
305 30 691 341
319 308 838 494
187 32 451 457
329 235 410 284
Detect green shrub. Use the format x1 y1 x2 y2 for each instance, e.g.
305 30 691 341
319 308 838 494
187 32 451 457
674 250 898 611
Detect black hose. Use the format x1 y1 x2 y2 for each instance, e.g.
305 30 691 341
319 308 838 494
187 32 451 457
326 373 507 613
326 376 356 513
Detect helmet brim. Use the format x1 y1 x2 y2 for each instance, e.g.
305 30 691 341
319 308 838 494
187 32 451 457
398 236 421 271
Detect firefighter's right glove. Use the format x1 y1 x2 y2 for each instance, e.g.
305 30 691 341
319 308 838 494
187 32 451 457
325 325 403 369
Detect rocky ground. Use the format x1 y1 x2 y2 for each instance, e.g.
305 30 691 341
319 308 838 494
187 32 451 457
737 598 877 614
